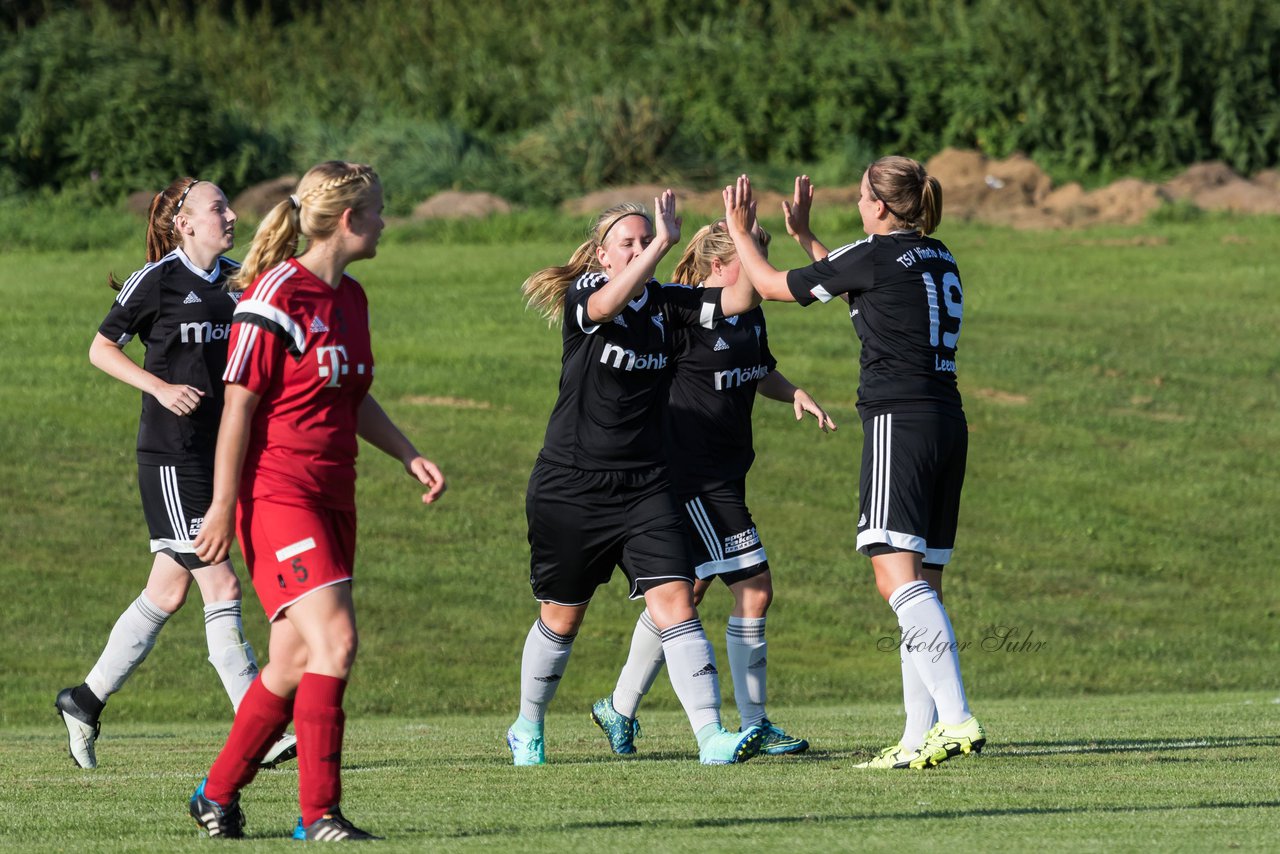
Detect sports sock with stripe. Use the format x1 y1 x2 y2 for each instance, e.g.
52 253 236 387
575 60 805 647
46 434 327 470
612 609 664 719
660 618 722 735
888 580 971 724
203 600 260 710
295 673 347 826
726 616 767 729
519 620 576 723
85 591 172 702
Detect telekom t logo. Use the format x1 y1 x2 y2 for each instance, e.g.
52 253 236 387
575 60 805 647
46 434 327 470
317 345 349 387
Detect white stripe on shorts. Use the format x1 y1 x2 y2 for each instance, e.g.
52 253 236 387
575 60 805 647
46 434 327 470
275 537 317 563
870 414 893 532
160 466 188 540
684 497 724 562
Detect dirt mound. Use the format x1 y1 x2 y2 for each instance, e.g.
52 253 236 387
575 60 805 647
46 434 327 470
560 185 677 216
1161 162 1280 215
232 176 299 219
412 191 512 219
124 190 154 217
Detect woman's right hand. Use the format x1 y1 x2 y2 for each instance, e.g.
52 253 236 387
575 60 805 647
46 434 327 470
193 502 235 566
654 188 682 248
154 382 205 416
723 174 757 237
783 175 815 241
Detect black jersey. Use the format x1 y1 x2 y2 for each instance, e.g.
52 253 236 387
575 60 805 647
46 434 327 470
787 231 964 419
538 273 725 471
665 304 776 493
98 248 240 466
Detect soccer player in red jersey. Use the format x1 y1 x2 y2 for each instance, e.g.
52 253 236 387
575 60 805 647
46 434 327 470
189 162 446 840
723 164 985 770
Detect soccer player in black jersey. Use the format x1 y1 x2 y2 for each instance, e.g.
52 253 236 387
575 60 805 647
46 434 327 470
722 160 986 769
55 178 294 772
512 192 769 766
591 220 835 758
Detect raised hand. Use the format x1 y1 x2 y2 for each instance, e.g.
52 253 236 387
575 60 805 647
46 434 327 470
722 174 756 237
782 175 815 240
654 189 681 247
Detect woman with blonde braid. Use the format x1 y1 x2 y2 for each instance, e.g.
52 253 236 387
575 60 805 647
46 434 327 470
189 162 446 840
510 192 767 767
591 220 835 757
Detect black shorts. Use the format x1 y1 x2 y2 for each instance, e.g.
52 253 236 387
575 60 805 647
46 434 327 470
526 458 695 605
680 479 769 584
857 411 967 567
138 463 215 570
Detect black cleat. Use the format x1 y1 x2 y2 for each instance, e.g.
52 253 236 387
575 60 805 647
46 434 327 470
295 809 383 841
189 778 246 839
55 687 101 769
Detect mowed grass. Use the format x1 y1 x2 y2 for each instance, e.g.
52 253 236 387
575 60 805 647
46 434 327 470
1 213 1279 846
4 693 1279 852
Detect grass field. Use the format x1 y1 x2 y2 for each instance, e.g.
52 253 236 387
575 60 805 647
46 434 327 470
1 211 1278 848
4 694 1279 851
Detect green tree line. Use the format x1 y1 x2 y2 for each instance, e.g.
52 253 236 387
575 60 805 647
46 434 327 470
3 0 1278 211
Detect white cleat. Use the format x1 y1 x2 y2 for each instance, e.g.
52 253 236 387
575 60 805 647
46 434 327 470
259 732 298 768
55 688 100 769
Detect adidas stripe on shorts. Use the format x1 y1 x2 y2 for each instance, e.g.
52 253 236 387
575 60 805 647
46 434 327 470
681 478 769 584
856 411 968 567
138 463 216 570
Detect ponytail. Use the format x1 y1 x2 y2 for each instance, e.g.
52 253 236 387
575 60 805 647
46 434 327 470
108 177 197 289
522 203 650 325
866 156 943 236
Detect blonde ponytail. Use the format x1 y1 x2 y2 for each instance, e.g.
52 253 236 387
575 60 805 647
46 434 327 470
522 203 650 325
229 161 380 291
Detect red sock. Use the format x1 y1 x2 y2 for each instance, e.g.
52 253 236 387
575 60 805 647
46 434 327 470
296 673 348 825
204 678 293 805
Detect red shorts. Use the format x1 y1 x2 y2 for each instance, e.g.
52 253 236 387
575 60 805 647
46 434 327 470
236 497 357 621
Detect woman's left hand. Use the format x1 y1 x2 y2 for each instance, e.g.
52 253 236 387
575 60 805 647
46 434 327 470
654 189 681 248
793 389 837 433
407 456 447 504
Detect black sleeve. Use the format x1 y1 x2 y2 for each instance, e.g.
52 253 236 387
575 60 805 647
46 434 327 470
562 271 608 335
98 264 161 345
785 237 877 305
658 281 724 329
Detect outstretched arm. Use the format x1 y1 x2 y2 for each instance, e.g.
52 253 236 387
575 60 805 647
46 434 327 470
357 395 447 504
758 370 837 432
586 190 682 323
723 176 795 303
782 175 830 262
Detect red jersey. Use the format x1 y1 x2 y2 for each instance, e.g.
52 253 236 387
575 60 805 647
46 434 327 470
223 259 374 510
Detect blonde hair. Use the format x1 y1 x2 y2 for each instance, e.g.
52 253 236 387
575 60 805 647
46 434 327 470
522 203 652 324
671 219 771 285
108 176 201 289
866 155 943 236
230 161 381 291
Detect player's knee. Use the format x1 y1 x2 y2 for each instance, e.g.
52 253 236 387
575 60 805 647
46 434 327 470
738 584 773 617
145 582 186 613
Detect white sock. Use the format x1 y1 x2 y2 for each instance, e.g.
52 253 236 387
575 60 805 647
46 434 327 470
85 592 171 701
612 610 664 719
726 616 767 728
889 580 971 724
899 637 937 749
202 600 260 711
660 618 721 734
519 620 575 723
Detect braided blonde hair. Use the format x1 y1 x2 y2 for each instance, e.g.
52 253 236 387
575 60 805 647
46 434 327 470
671 219 771 286
521 203 651 325
230 161 381 291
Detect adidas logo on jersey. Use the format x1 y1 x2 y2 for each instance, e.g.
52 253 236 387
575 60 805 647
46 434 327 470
183 291 202 304
310 316 330 333
714 337 729 351
613 315 628 328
